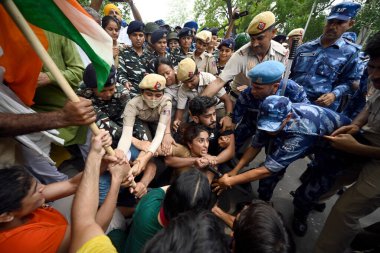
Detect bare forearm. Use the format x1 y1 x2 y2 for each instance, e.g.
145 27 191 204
231 146 260 174
96 176 121 231
128 1 143 21
352 107 369 127
165 156 197 168
44 172 83 201
200 77 225 97
349 143 380 158
230 166 271 186
140 163 156 186
0 111 70 137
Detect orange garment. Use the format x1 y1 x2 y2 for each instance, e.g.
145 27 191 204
0 207 68 253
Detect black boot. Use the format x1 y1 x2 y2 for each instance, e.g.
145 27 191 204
292 209 308 237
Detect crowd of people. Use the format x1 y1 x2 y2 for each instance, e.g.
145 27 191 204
0 0 379 252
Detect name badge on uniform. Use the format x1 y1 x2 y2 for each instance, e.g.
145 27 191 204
300 52 317 57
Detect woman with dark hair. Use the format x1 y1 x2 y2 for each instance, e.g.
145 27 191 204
102 15 121 67
142 210 230 253
151 57 181 117
124 169 212 253
212 201 295 253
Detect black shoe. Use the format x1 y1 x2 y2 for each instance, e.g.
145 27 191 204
292 215 308 237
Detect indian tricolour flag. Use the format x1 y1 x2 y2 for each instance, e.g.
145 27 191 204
0 0 113 106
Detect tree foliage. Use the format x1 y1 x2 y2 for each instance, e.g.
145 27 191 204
194 0 379 44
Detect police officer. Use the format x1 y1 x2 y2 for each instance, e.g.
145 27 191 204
77 64 129 147
187 30 218 75
173 58 234 132
143 22 160 55
117 20 150 98
232 61 309 153
287 28 304 50
290 2 362 111
200 11 287 102
167 31 180 52
118 74 173 175
171 27 194 66
213 95 351 233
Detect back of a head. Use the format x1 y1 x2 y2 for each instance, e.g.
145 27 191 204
234 201 295 253
0 166 33 215
142 210 230 253
364 32 380 59
163 169 211 220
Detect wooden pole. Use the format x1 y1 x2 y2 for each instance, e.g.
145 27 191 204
2 0 115 156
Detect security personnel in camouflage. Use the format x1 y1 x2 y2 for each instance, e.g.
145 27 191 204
170 27 194 66
117 20 150 98
290 2 362 111
77 64 129 147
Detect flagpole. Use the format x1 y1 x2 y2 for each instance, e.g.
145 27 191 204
2 0 117 155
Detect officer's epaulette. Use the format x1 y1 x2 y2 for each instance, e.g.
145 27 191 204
343 38 362 51
271 40 287 56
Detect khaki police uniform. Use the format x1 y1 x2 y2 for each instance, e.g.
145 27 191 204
177 72 226 110
220 40 287 102
315 89 380 253
187 51 218 75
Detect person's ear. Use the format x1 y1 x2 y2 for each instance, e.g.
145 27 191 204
0 212 14 223
271 28 277 38
348 19 355 29
272 82 280 93
192 115 200 124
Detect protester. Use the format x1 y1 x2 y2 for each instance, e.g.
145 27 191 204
142 210 230 253
101 16 121 67
124 168 212 253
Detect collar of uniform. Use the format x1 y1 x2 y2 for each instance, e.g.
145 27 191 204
316 36 345 49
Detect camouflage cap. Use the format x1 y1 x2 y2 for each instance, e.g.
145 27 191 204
248 60 285 84
144 22 159 34
287 28 304 38
247 11 276 35
257 95 292 132
177 58 197 82
327 2 361 21
195 30 212 43
139 73 166 91
167 32 179 41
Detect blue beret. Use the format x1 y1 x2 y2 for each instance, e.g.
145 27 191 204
127 20 145 35
342 32 357 42
84 64 116 89
151 29 167 44
257 95 292 132
178 27 193 38
218 38 235 50
328 2 361 21
184 21 198 31
154 19 165 26
247 60 285 84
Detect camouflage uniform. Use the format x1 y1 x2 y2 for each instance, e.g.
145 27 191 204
117 47 151 98
146 51 172 74
290 36 361 111
170 47 192 67
77 83 129 147
233 80 310 151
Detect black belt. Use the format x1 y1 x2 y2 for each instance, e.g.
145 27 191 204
229 90 239 99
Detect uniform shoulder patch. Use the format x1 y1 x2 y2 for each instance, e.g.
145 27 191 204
271 40 287 56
